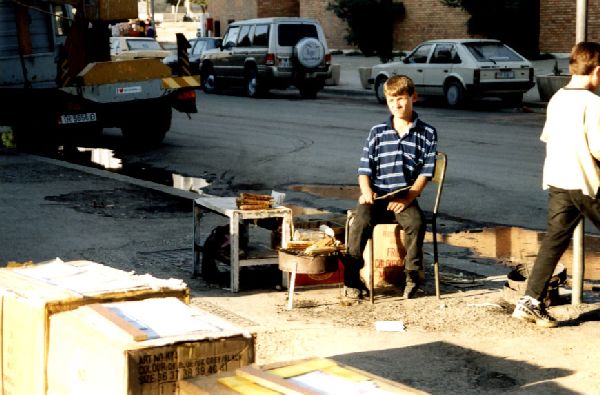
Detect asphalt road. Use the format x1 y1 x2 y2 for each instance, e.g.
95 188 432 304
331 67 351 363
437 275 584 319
111 90 552 231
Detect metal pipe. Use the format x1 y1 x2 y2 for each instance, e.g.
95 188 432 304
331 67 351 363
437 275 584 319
576 0 587 42
572 220 585 305
571 0 587 306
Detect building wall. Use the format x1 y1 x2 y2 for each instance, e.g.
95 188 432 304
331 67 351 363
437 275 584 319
539 0 600 53
395 0 471 51
206 0 256 34
257 0 299 17
300 0 348 50
206 0 599 55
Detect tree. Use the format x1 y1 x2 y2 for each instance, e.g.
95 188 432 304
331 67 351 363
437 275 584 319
328 0 405 63
441 0 539 58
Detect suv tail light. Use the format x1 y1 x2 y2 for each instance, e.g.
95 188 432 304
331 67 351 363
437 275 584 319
474 69 480 84
324 53 331 65
266 53 275 65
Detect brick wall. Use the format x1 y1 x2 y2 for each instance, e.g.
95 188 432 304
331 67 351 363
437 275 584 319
394 0 471 51
300 0 348 50
257 0 299 17
206 0 256 34
206 0 598 55
540 0 600 53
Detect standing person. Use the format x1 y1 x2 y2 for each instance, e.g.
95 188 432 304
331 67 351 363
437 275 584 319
146 20 156 38
344 75 438 299
512 42 600 328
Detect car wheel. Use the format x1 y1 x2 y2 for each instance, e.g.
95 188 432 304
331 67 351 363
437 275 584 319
294 38 325 69
202 65 218 94
445 80 465 108
121 103 171 147
298 80 321 99
375 76 388 104
245 67 263 98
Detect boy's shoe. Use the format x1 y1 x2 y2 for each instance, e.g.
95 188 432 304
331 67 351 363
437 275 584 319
344 286 363 300
402 281 420 299
512 295 558 328
402 271 423 299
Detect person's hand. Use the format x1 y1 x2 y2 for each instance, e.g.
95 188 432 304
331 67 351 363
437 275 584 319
359 190 376 205
387 198 408 213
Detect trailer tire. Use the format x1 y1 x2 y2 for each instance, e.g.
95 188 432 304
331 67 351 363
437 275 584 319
122 104 171 147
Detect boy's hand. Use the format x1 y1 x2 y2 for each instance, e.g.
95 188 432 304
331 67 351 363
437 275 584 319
359 191 376 204
387 197 409 213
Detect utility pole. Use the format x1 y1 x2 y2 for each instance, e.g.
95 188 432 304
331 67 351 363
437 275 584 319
572 0 587 305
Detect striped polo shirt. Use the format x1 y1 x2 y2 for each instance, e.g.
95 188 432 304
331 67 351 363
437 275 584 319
358 113 438 195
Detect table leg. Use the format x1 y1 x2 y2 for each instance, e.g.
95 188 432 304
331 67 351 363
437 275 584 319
230 212 240 293
287 269 297 310
192 201 204 278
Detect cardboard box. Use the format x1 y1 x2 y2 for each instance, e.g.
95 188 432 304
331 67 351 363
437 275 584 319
0 258 189 395
179 357 425 394
47 297 255 395
83 0 138 21
361 224 406 287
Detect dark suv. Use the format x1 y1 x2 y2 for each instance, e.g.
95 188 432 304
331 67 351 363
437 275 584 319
200 17 332 98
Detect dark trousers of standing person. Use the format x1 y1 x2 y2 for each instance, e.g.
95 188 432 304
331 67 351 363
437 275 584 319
346 199 425 289
527 186 600 300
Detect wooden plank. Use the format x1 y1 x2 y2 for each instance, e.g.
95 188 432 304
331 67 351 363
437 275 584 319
236 366 320 395
86 304 148 341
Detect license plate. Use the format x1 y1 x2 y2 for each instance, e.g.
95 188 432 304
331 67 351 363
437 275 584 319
59 113 97 125
279 57 290 68
495 70 515 79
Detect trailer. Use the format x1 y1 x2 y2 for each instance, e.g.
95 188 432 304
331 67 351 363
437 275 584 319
0 0 199 147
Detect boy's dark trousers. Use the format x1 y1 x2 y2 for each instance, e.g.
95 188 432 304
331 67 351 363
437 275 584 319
527 186 600 300
345 199 426 288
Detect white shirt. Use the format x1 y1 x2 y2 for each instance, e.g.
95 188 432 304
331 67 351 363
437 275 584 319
541 87 600 197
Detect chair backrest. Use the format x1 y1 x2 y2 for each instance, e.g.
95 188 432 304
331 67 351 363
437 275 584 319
431 151 447 215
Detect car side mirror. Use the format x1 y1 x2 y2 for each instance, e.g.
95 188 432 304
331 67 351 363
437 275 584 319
402 57 410 64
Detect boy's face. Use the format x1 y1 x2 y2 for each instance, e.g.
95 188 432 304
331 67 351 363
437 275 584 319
386 92 416 120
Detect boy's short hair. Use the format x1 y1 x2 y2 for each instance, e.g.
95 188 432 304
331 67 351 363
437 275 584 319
569 41 600 76
383 75 415 98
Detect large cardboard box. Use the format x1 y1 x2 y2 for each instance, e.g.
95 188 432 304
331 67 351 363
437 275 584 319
361 224 406 287
47 297 255 395
0 258 189 395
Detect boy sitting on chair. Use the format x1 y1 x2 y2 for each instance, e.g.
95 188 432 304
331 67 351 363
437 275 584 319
344 75 438 299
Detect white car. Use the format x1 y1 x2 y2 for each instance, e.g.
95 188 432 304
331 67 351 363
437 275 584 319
109 37 171 61
369 39 535 107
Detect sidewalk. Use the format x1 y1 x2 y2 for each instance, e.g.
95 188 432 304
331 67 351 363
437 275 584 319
323 52 570 107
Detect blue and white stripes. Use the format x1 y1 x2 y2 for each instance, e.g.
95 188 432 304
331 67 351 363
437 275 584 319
358 114 438 194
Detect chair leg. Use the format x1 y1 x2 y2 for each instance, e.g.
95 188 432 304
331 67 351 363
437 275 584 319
370 237 375 304
432 216 440 300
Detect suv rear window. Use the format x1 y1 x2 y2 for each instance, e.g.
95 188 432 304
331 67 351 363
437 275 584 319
463 42 524 62
277 24 318 46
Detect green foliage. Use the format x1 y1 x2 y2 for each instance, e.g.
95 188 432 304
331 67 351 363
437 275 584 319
327 0 405 63
440 0 539 58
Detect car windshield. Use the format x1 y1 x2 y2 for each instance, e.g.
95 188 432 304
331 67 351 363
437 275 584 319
126 39 162 51
463 42 524 62
278 24 318 46
191 41 207 55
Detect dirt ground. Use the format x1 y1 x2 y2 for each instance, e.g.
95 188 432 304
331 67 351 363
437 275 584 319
4 154 600 394
177 245 600 394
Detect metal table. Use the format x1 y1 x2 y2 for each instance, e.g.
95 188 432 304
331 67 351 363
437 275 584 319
193 196 293 292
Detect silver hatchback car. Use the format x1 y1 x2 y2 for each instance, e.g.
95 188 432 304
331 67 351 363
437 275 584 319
200 17 332 98
370 39 535 107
